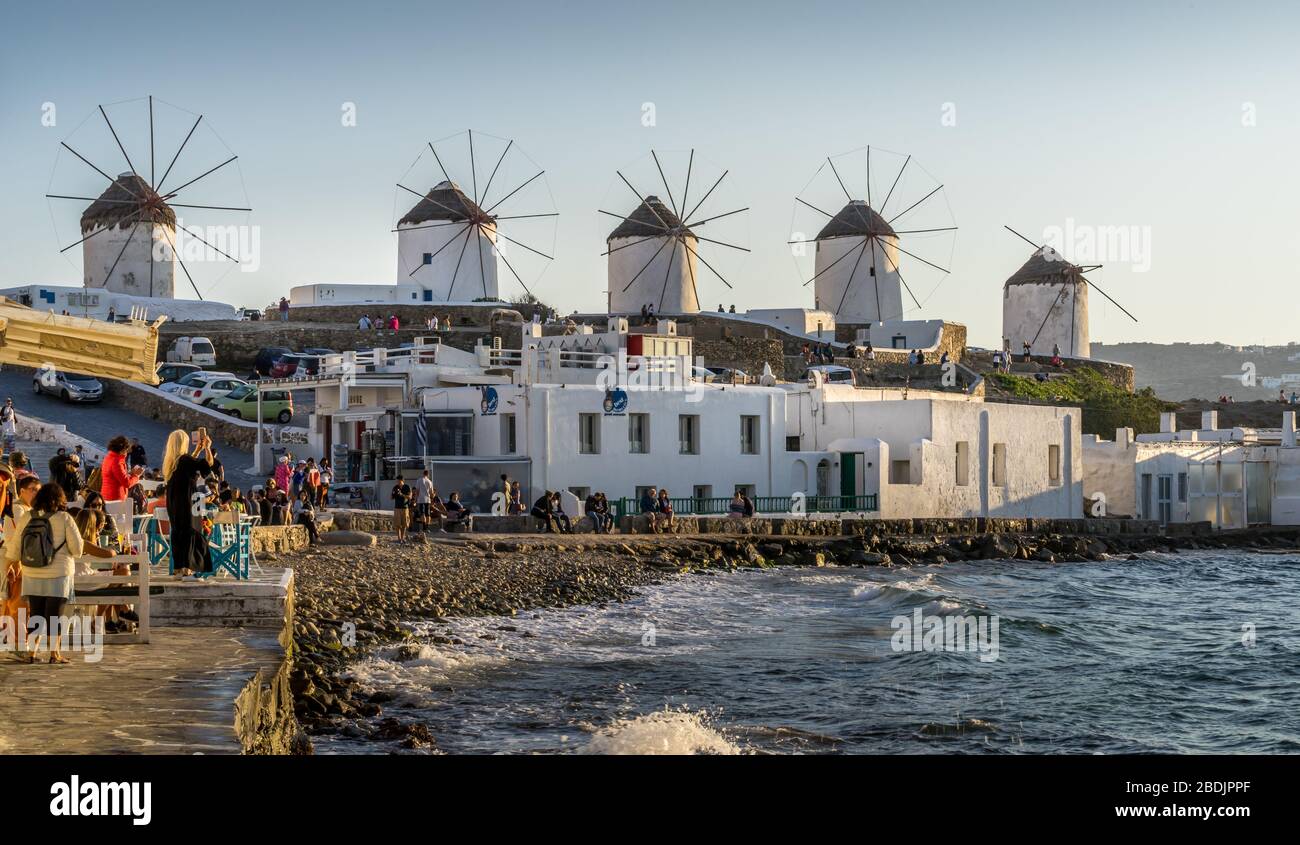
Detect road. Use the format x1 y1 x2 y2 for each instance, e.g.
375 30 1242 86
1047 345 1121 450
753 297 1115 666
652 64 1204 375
0 367 256 477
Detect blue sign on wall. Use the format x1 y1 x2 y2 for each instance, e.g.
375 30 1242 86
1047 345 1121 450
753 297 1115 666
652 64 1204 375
603 387 628 416
480 385 499 415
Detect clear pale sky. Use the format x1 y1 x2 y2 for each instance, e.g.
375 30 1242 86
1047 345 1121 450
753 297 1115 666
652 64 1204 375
2 0 1298 347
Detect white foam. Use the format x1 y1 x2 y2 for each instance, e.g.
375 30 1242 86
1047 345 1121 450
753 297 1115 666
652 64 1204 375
573 709 743 756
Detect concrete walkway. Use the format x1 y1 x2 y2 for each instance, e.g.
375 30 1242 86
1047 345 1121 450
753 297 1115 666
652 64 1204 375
0 627 284 754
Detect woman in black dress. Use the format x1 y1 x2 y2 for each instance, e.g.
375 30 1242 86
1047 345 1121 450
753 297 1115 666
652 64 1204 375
162 428 214 577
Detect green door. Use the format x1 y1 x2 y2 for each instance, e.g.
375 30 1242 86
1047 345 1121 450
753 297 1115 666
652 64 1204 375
840 452 857 509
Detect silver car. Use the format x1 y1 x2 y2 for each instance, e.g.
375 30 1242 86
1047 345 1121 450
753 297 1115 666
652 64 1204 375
33 368 104 403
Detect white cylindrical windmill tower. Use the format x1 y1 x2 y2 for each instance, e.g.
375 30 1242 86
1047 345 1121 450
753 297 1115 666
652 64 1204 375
81 173 177 298
397 180 498 301
1002 246 1090 358
813 200 903 324
606 196 700 315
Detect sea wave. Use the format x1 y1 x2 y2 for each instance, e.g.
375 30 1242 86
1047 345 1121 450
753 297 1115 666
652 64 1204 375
573 709 743 756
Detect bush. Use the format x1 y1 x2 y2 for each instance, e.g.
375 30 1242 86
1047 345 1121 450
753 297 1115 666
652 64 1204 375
989 369 1175 437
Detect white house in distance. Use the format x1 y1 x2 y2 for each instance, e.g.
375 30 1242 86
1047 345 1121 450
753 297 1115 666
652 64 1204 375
1002 246 1090 358
1083 410 1300 528
267 319 1082 520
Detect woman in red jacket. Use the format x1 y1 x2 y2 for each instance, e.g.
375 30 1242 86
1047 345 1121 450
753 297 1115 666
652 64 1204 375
101 435 136 502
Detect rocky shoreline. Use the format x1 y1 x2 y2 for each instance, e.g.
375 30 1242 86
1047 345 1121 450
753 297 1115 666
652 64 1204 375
282 527 1300 752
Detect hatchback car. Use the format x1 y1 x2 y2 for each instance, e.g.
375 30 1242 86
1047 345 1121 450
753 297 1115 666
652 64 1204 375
270 354 323 379
160 370 236 395
155 362 201 386
803 364 856 386
211 385 294 423
33 368 103 403
177 375 250 407
253 347 293 378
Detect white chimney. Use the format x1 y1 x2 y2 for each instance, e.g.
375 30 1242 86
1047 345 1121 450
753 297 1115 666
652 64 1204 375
1116 427 1134 448
1201 410 1218 431
1284 411 1297 448
1160 412 1177 433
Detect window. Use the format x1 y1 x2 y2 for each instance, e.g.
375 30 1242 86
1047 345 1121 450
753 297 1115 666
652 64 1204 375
501 413 517 454
735 484 756 498
740 416 760 454
404 412 473 457
679 415 700 454
992 443 1007 486
786 435 801 452
570 486 590 502
955 441 970 486
1178 472 1188 502
890 460 911 484
1048 444 1061 486
422 252 433 265
692 485 712 502
579 413 600 454
629 413 650 454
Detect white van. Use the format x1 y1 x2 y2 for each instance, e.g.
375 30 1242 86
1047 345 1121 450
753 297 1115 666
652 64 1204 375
803 364 856 386
165 336 218 368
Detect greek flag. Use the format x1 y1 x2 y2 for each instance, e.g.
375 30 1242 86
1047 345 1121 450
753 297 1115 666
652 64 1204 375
415 406 427 456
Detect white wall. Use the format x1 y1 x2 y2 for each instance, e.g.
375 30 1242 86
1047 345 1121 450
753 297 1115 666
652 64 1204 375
607 235 700 314
856 319 947 351
396 220 498 301
813 234 903 323
1002 279 1090 358
83 221 176 298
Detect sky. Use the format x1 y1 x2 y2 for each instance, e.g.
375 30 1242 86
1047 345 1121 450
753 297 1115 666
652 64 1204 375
2 0 1298 347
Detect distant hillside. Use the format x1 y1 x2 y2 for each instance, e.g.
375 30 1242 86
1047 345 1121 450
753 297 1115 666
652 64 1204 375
1091 341 1300 401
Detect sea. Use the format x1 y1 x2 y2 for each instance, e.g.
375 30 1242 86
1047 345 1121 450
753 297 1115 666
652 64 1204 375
316 550 1300 754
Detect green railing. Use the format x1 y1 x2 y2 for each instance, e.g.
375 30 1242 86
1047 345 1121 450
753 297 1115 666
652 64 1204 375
613 494 877 520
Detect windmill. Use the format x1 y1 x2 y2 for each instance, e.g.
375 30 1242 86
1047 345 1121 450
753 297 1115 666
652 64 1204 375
1001 225 1138 359
789 146 957 326
45 95 251 301
600 149 749 315
394 130 557 304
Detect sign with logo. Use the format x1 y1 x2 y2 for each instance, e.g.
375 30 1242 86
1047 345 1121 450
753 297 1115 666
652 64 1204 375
480 385 499 416
603 387 628 416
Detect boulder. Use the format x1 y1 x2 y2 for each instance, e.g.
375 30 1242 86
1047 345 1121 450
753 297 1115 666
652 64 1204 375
319 530 378 546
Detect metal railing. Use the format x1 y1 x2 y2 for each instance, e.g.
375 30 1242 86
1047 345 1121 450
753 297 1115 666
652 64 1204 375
612 494 878 520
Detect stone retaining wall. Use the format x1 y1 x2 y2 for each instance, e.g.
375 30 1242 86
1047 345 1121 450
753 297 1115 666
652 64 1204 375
692 337 786 377
101 379 268 452
253 524 312 555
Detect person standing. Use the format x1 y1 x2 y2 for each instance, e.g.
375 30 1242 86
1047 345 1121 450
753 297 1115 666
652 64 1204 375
101 435 137 502
391 474 412 541
415 469 435 529
163 428 214 578
5 482 83 663
358 314 371 331
0 398 17 453
317 458 332 508
279 297 289 322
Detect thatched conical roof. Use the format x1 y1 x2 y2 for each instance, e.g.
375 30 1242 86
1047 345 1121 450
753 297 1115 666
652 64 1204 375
607 196 690 241
1006 246 1084 286
79 173 176 234
398 181 488 226
816 200 895 240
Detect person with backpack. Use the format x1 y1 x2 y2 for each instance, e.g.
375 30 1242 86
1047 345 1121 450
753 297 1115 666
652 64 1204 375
4 482 82 663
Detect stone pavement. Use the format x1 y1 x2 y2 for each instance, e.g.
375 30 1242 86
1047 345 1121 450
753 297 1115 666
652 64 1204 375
0 626 286 754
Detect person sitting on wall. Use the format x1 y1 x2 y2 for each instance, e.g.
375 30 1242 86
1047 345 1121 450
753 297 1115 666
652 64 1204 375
292 490 320 544
728 491 747 518
549 491 573 534
585 491 611 533
444 491 472 531
741 491 756 518
531 491 561 533
1051 353 1064 368
654 489 675 534
639 487 658 522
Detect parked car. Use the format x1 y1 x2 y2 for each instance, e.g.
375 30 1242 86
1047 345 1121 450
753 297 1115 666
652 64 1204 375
270 353 324 379
155 362 201 386
253 347 294 378
239 308 262 321
177 374 250 407
210 384 294 423
160 370 236 395
705 366 749 383
690 366 719 383
33 367 103 403
803 364 856 386
164 336 218 368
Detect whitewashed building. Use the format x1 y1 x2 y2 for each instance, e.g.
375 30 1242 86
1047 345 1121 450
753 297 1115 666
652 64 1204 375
1002 246 1090 358
606 197 699 315
269 320 1082 520
1082 410 1300 527
81 173 177 298
813 200 902 324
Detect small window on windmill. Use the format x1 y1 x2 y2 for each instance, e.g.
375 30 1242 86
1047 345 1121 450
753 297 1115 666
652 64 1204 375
423 253 433 265
869 266 875 277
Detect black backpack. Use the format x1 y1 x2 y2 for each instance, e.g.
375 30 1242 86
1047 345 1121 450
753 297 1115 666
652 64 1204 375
20 511 65 568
